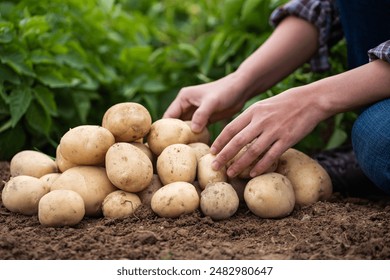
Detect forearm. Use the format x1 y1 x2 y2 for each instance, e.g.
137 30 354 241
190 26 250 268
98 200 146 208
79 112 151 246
309 59 390 119
233 16 319 100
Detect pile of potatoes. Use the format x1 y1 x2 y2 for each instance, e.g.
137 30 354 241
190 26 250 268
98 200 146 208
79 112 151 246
1 102 333 227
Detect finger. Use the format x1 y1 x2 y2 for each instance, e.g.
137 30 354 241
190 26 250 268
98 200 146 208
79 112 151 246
225 134 274 177
190 99 218 133
249 140 286 177
163 98 184 119
211 120 259 173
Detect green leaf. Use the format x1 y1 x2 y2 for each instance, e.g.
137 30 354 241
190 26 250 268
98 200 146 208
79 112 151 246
9 85 33 127
241 0 263 20
33 86 57 116
25 100 52 136
35 67 81 88
0 51 35 77
0 21 15 43
0 123 26 160
0 63 20 85
326 128 348 150
72 91 92 123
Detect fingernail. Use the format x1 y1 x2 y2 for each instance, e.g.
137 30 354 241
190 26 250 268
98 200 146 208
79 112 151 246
210 147 217 155
227 169 236 178
191 123 201 133
250 171 257 177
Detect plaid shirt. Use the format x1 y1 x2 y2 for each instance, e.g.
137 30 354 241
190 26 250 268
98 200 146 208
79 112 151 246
270 0 390 71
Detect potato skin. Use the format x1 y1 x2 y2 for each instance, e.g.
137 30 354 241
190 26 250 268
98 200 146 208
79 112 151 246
102 102 152 142
157 144 197 185
185 121 210 144
136 174 163 207
244 172 295 219
105 142 153 193
276 148 332 206
146 118 192 156
2 175 50 215
38 190 85 227
200 182 239 220
51 166 117 217
188 142 210 161
151 181 199 218
60 125 115 166
197 153 227 189
10 150 58 178
102 190 142 219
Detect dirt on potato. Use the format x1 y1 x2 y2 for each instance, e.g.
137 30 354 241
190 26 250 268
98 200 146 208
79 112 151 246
1 160 390 260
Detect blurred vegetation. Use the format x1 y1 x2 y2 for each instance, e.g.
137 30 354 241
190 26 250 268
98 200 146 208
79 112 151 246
0 0 352 160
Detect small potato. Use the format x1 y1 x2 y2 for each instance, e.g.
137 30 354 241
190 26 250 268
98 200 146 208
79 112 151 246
105 142 153 193
102 190 141 219
38 190 85 227
10 150 58 178
151 181 199 218
55 145 78 172
200 182 239 220
185 121 210 144
157 144 197 185
59 125 115 166
276 148 332 207
146 118 192 156
40 173 61 191
130 142 155 165
2 175 50 215
188 142 210 161
197 153 227 190
227 142 278 179
102 102 152 142
136 174 163 206
244 172 295 219
51 166 117 216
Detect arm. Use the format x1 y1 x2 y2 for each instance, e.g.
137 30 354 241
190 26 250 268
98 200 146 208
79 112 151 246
163 16 319 132
211 59 390 177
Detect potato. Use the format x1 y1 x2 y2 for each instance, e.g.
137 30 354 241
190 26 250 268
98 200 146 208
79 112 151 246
10 150 58 178
276 148 333 207
146 118 192 156
244 172 295 219
200 182 239 220
105 142 153 193
102 102 152 142
102 190 141 219
157 144 197 185
51 166 117 216
59 125 115 166
185 120 210 144
151 181 199 218
188 142 210 161
197 153 227 190
130 142 154 165
40 173 61 191
2 175 50 215
55 144 78 172
136 174 163 206
227 142 278 179
228 176 248 202
38 190 85 227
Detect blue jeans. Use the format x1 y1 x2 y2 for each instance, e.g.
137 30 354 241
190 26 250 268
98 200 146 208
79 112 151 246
336 0 390 194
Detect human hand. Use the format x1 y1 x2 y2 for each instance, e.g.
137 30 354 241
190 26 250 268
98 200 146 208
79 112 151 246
210 87 325 177
163 73 248 133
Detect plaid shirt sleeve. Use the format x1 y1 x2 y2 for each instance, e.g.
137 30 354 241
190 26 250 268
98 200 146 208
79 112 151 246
368 40 390 63
269 0 343 72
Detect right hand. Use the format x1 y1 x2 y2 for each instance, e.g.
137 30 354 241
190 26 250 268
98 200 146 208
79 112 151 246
163 73 248 133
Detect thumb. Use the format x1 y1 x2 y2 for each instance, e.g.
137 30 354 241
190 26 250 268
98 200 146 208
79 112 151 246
191 102 216 133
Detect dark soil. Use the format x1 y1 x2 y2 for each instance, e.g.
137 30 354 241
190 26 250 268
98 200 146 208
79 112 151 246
1 160 390 260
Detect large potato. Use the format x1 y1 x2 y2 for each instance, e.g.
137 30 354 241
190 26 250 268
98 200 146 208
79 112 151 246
227 142 278 179
59 125 115 166
276 148 332 207
51 166 117 216
151 181 199 218
2 175 50 215
102 190 142 219
38 190 85 227
197 153 227 190
102 102 152 142
200 182 239 220
188 142 210 161
40 173 61 191
244 172 295 219
105 142 153 193
157 144 197 185
55 144 78 172
10 150 58 178
146 118 192 156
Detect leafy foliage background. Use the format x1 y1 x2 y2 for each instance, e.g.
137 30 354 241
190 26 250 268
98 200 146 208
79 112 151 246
0 0 352 160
